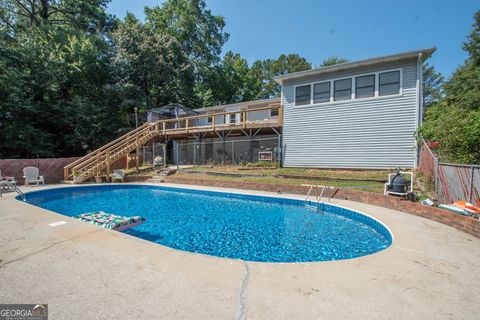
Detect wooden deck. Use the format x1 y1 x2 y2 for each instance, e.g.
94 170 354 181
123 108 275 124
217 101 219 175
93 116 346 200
64 104 282 181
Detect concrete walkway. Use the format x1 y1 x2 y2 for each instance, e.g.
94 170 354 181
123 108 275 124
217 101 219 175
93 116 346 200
0 183 479 319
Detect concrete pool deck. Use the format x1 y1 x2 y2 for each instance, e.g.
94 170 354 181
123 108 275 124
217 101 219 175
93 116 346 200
0 183 479 319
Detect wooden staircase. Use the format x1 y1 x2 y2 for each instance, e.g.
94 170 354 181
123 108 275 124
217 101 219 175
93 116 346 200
64 122 159 181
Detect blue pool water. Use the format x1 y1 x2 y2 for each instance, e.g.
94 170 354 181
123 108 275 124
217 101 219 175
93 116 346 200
21 185 392 262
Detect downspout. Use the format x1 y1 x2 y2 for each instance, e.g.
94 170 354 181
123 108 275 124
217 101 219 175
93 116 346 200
415 52 423 168
417 52 424 127
280 84 284 168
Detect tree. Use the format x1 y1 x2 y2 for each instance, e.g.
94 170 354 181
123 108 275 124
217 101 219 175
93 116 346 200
0 0 125 158
144 0 228 72
421 10 480 164
423 63 444 108
320 56 348 67
0 0 114 33
251 54 311 99
112 13 195 109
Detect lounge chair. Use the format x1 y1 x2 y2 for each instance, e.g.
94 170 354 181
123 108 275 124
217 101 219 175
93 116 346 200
23 167 45 187
111 169 125 183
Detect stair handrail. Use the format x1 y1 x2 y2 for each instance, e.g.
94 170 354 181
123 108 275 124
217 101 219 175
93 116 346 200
74 125 157 175
65 122 152 171
65 123 156 177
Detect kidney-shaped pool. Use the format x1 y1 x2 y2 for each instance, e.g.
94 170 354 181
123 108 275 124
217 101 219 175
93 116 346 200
20 185 392 263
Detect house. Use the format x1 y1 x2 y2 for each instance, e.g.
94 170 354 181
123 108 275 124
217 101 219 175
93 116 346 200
169 47 436 168
186 48 435 169
274 47 436 169
64 48 436 180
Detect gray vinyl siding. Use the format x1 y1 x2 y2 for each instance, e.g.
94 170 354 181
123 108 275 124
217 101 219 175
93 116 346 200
281 60 419 169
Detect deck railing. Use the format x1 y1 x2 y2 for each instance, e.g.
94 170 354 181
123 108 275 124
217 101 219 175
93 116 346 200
64 103 281 180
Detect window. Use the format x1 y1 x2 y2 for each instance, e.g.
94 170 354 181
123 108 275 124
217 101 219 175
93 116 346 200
295 85 311 106
237 112 244 123
314 82 330 103
355 74 375 99
207 115 213 123
270 108 279 116
379 71 400 96
229 114 236 124
334 78 352 101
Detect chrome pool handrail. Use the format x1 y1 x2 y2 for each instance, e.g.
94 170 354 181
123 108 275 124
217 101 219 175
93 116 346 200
0 181 26 201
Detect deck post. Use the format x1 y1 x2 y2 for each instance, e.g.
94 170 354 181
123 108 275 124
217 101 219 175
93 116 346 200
175 141 179 169
193 140 196 165
277 106 283 127
163 143 167 169
106 150 111 181
135 136 140 172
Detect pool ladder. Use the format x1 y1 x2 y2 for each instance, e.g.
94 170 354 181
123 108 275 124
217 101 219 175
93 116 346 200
304 185 333 212
0 181 26 201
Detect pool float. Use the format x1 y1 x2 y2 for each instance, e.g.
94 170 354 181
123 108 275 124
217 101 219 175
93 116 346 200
74 211 146 231
453 201 480 214
438 204 470 216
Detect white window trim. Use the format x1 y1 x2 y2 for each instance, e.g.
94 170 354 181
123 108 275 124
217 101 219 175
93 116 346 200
294 84 312 106
293 68 403 108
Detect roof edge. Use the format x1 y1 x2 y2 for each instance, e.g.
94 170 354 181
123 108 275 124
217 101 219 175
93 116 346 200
274 47 436 84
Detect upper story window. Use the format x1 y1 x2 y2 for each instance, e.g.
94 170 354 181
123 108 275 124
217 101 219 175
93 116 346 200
355 75 375 99
334 78 352 101
295 85 311 106
270 108 279 117
379 71 400 96
207 115 213 123
314 82 330 103
293 68 402 106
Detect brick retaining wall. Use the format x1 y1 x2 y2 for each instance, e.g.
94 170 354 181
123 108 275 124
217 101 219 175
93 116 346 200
165 176 480 238
0 157 80 184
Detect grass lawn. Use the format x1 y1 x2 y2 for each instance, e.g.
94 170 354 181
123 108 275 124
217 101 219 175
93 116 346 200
177 165 396 194
188 165 392 180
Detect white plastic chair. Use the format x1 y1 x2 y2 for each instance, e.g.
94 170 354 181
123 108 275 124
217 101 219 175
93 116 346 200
23 167 45 187
111 169 125 183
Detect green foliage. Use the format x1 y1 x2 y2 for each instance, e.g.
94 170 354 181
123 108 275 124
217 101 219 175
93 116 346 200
423 63 444 108
0 0 315 158
320 56 348 67
0 0 126 158
144 0 228 73
112 12 196 108
421 10 480 164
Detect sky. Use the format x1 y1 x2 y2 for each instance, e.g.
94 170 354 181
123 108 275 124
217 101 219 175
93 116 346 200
107 0 479 78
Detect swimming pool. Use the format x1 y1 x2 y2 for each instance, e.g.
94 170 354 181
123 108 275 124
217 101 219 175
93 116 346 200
21 185 392 263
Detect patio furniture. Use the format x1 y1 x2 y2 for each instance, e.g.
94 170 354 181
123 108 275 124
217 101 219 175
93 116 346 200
0 169 17 188
23 167 45 187
111 169 125 183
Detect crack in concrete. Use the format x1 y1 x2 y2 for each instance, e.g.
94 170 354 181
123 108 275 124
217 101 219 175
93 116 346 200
0 229 101 268
235 260 250 320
